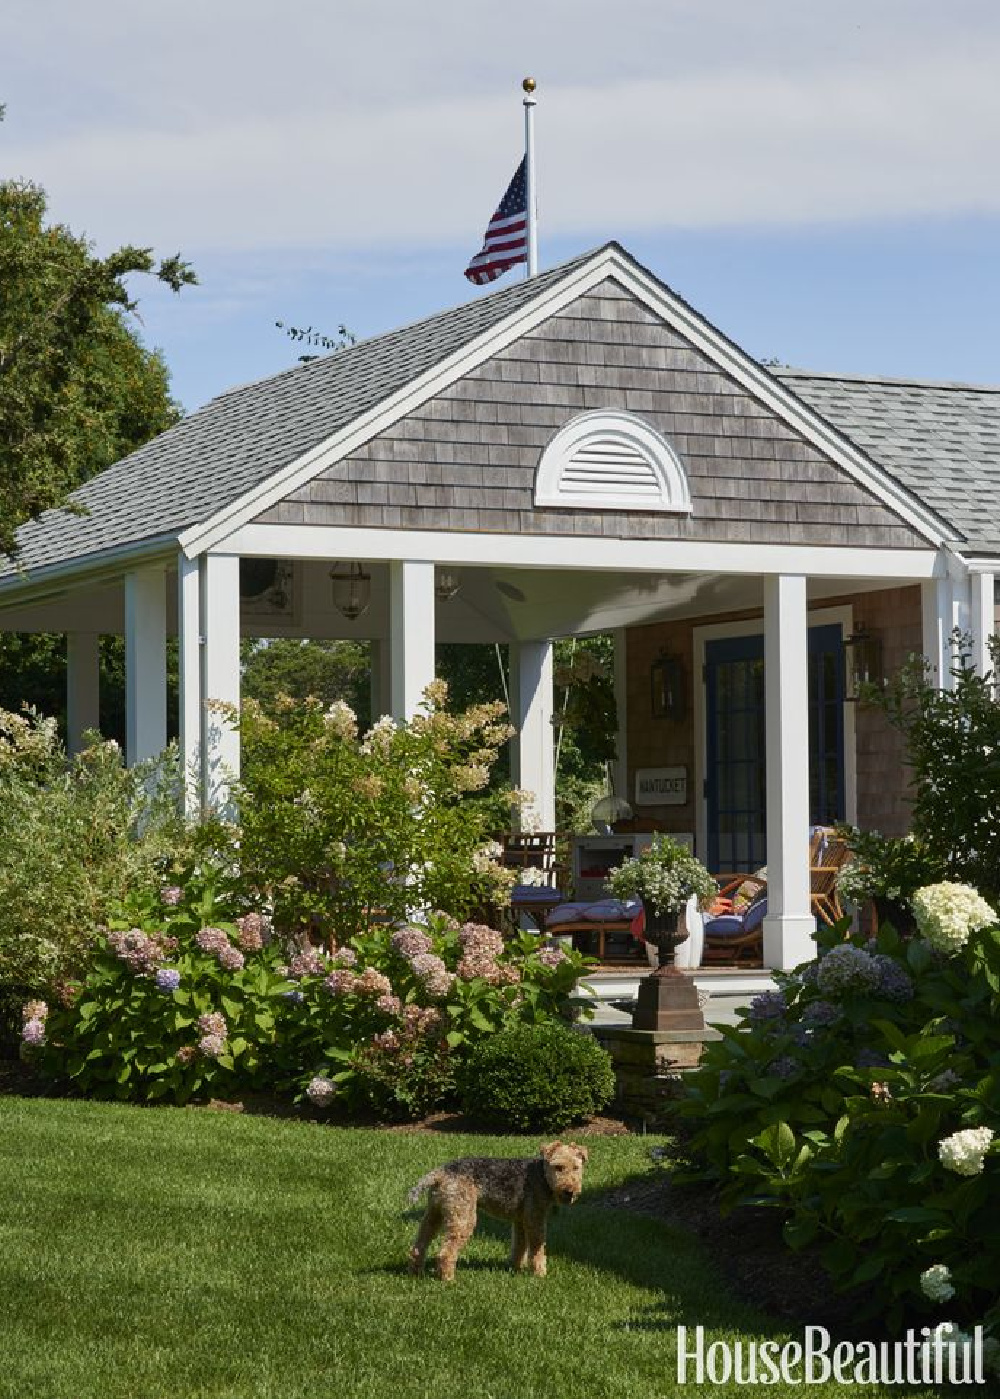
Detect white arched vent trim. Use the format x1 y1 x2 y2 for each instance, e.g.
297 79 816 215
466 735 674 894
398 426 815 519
533 410 692 513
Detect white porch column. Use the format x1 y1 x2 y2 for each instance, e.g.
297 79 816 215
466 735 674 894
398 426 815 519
201 553 241 811
922 576 954 689
611 628 629 806
125 568 167 766
970 572 996 679
369 639 392 722
178 554 202 816
762 575 815 970
510 640 556 831
388 560 435 720
66 631 101 755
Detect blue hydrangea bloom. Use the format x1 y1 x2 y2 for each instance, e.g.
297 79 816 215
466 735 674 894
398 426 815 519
872 954 915 1003
748 990 787 1023
155 968 181 994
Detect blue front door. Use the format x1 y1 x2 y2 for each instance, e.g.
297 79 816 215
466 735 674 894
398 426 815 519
705 625 845 872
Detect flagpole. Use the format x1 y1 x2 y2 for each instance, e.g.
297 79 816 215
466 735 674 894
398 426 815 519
522 77 538 276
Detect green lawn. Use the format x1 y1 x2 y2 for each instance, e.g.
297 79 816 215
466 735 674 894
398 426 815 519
0 1097 952 1398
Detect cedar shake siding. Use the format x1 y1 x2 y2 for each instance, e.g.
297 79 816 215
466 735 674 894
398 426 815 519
253 281 927 549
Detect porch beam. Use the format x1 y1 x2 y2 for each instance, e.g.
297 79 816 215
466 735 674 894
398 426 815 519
201 553 241 812
124 567 167 766
224 524 941 583
510 640 556 831
66 631 101 755
388 560 435 720
761 575 815 970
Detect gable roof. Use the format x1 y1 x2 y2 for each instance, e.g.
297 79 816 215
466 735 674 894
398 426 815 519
3 242 999 596
0 247 601 586
775 370 1000 555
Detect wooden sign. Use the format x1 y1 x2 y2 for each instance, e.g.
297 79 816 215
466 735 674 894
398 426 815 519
635 766 688 806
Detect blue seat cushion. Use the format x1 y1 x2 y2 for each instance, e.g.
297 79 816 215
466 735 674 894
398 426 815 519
705 897 768 938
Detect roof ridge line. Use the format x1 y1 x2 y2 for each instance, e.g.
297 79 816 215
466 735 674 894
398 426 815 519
777 367 1000 393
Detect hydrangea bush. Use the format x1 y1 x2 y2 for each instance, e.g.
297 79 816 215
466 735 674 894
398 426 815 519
0 707 191 1011
23 880 590 1119
682 888 1000 1334
230 683 519 943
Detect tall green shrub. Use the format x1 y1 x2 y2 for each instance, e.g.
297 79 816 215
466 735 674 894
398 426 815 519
0 708 186 997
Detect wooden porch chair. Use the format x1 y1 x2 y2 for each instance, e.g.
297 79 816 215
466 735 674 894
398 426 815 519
810 834 852 926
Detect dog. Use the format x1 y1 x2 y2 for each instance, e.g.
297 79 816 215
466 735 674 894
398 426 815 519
407 1141 588 1281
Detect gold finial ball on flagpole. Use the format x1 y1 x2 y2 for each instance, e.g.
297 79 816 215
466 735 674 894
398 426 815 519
522 77 536 93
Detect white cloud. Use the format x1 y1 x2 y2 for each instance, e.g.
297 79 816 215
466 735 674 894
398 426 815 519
2 1 999 253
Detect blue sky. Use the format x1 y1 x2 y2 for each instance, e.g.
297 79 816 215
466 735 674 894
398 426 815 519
3 0 999 413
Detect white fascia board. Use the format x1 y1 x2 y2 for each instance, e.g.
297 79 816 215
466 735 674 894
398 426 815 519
221 522 941 582
178 252 625 559
0 537 179 614
954 553 1000 572
180 245 950 560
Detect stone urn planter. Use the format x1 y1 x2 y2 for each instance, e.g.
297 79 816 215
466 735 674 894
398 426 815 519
633 904 706 1032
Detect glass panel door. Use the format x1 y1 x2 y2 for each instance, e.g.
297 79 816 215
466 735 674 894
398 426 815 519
705 625 845 872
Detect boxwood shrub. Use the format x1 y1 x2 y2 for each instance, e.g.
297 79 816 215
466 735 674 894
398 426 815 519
460 1021 615 1131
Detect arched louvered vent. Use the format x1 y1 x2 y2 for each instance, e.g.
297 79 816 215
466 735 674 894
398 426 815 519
534 410 692 514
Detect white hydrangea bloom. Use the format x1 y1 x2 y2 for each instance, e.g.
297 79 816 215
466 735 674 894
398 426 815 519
938 1126 994 1177
912 882 997 954
920 1264 956 1303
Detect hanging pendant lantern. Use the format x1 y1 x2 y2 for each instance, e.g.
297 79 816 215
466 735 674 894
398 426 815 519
329 561 371 621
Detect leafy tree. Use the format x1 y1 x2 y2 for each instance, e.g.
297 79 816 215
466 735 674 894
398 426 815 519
241 638 372 727
0 167 195 557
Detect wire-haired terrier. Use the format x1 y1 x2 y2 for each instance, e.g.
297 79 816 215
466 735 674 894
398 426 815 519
407 1141 589 1281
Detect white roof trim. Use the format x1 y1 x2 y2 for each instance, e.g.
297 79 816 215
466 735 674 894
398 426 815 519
181 245 952 558
534 410 692 514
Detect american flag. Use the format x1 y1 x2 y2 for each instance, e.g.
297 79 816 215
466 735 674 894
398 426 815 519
464 158 528 285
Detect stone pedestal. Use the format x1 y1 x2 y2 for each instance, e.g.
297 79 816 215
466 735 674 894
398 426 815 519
592 1022 722 1123
632 965 705 1031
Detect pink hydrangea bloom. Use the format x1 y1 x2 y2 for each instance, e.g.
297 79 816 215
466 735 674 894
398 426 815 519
195 927 231 956
372 1030 400 1052
160 886 183 907
391 926 433 958
235 914 266 953
289 950 327 979
538 947 568 968
197 1012 227 1038
176 1045 197 1066
459 922 505 958
376 993 403 1017
329 946 358 968
217 945 245 972
21 1018 46 1046
198 1034 226 1060
323 969 359 996
355 968 393 997
107 928 164 975
22 999 48 1023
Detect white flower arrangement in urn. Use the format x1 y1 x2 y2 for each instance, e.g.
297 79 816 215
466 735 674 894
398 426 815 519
607 835 717 965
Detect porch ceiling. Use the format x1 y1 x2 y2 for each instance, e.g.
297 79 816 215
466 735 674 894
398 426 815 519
0 561 905 643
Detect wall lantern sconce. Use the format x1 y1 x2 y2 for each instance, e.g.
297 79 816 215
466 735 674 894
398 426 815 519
843 625 883 702
435 568 462 602
329 561 371 621
650 651 685 721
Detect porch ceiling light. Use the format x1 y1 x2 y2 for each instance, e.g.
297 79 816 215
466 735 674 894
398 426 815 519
651 650 685 722
843 625 883 702
435 568 462 602
495 580 527 604
329 561 371 622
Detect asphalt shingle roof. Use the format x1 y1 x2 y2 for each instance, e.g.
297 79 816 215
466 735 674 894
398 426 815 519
776 369 1000 552
5 245 1000 592
0 246 602 585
